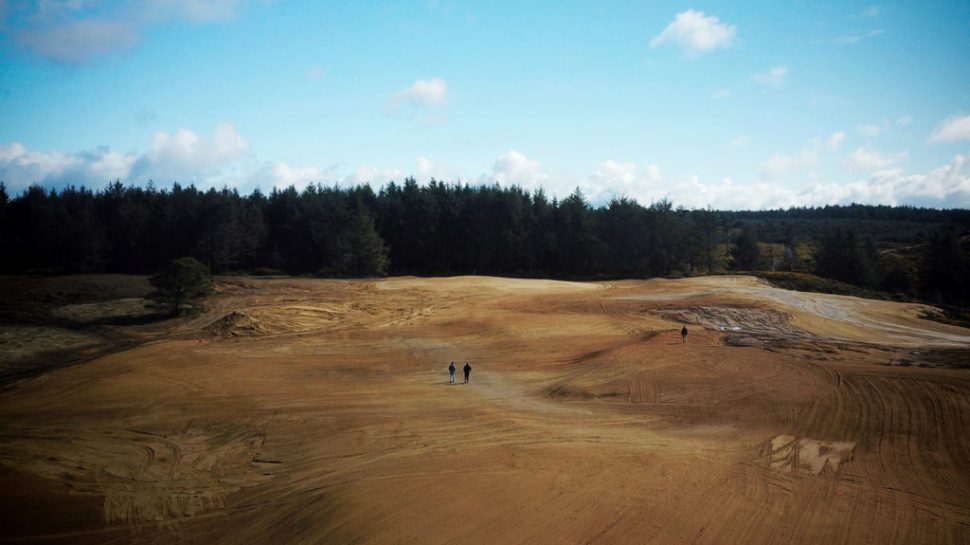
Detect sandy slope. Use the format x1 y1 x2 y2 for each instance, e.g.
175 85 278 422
1 275 969 544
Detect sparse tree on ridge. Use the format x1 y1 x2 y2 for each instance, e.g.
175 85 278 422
731 227 761 271
921 229 968 304
813 227 879 288
691 207 724 273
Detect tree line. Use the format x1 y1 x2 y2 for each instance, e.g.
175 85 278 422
1 179 967 306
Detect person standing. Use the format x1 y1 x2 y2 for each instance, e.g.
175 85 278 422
681 325 688 343
463 362 472 383
448 361 456 384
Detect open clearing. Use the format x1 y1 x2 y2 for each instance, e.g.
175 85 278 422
1 274 969 544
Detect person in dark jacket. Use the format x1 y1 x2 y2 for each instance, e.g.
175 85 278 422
681 325 688 343
463 362 472 383
448 361 456 384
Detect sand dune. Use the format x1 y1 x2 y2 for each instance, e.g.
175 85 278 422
1 275 968 544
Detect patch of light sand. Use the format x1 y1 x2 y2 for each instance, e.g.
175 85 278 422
376 275 604 293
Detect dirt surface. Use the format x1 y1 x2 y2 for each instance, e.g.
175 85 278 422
1 274 969 544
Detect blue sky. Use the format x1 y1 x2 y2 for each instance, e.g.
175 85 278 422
1 0 969 209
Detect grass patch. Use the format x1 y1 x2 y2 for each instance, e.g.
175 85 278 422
756 271 970 329
755 271 895 300
917 307 970 330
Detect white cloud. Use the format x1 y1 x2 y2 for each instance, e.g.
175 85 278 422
833 29 885 46
4 0 247 62
861 6 880 18
800 155 969 208
142 0 245 23
415 156 459 182
130 122 249 182
896 116 912 127
754 65 788 86
858 120 888 137
14 19 139 62
586 160 663 203
597 161 662 188
1 122 254 191
844 146 906 171
245 161 339 192
712 88 732 99
483 150 548 187
5 134 967 213
929 114 970 143
416 156 433 177
652 155 970 210
342 165 404 186
650 10 737 57
0 142 136 192
727 134 750 150
827 131 846 150
759 145 819 179
665 176 799 210
387 78 448 113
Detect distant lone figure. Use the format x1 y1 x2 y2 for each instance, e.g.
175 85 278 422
681 326 688 343
463 362 472 383
448 361 456 384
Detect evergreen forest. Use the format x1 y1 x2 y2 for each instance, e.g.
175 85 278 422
1 179 968 308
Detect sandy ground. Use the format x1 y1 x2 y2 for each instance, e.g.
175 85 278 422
1 274 969 544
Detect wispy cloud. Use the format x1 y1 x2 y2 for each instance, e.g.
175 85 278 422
650 10 737 57
727 134 750 150
858 119 889 138
760 148 817 179
343 165 404 186
3 0 248 63
834 29 886 46
827 131 846 150
929 114 970 143
754 65 788 86
844 146 906 171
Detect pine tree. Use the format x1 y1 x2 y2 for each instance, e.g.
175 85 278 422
731 228 761 270
813 227 878 287
922 229 968 304
337 211 389 277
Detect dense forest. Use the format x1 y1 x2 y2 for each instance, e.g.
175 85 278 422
1 179 968 307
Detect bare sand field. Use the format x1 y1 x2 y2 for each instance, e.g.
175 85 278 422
1 274 969 544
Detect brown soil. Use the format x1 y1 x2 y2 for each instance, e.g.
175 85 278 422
1 274 969 544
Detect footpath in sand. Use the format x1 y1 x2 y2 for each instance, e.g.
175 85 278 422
1 274 969 544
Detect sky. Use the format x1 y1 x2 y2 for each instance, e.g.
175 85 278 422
1 0 969 210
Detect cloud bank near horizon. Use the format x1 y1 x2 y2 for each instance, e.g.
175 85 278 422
3 134 968 211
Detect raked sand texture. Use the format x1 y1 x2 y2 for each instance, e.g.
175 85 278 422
1 275 969 544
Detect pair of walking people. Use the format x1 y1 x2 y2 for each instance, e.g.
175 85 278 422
448 361 472 384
